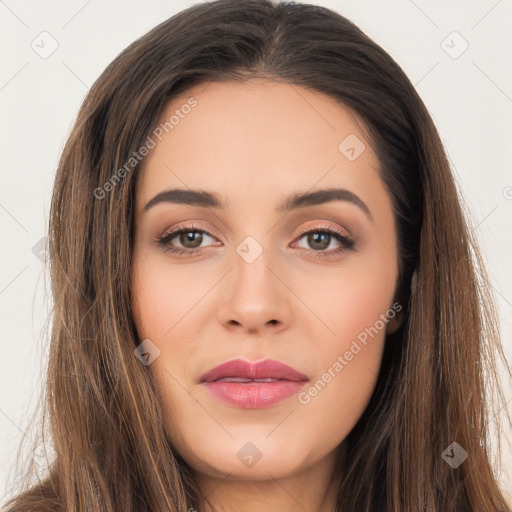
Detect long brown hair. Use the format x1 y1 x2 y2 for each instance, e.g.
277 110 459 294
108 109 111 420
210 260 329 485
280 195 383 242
3 0 511 510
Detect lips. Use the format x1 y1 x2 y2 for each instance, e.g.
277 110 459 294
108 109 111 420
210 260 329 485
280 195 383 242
199 358 309 409
199 358 308 383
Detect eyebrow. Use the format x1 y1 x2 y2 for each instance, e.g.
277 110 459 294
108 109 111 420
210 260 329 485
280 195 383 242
144 187 372 221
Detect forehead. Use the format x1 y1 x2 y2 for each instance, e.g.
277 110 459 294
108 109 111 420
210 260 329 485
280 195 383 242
135 79 383 211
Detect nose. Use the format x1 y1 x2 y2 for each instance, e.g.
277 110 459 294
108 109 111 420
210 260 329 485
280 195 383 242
217 245 292 335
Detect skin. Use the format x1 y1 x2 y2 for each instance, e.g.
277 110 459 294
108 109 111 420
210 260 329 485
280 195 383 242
131 79 401 512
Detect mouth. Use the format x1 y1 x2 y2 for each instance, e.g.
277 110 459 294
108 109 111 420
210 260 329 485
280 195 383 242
213 377 283 383
199 358 309 409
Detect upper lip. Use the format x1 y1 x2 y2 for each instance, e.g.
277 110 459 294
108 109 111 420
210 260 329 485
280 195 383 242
199 358 309 383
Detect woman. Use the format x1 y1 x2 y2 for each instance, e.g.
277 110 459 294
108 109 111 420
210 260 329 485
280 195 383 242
4 0 511 510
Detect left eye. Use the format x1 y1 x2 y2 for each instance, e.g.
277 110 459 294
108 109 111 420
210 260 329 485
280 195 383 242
296 230 347 251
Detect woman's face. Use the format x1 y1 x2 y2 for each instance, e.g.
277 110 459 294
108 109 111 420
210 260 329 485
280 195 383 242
131 79 400 483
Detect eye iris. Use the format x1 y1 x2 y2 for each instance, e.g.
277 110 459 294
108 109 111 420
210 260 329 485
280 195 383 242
308 232 330 250
180 231 203 249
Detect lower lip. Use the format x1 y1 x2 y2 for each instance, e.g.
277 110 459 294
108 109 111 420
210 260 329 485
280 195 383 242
203 380 308 409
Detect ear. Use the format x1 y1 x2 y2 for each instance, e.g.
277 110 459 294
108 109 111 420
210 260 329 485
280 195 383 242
385 292 406 335
386 270 416 335
386 312 403 335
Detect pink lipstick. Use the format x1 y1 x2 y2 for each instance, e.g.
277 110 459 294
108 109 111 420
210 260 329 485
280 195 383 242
199 358 309 409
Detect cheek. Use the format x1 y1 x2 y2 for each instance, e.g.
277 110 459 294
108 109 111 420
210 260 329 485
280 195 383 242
297 247 398 354
131 254 209 399
131 252 202 341
293 279 393 451
324 273 396 343
290 247 397 426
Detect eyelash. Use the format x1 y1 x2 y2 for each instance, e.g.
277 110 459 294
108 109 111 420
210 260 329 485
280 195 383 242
156 224 356 259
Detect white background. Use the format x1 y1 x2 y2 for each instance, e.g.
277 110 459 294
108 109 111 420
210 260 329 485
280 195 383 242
1 0 511 504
